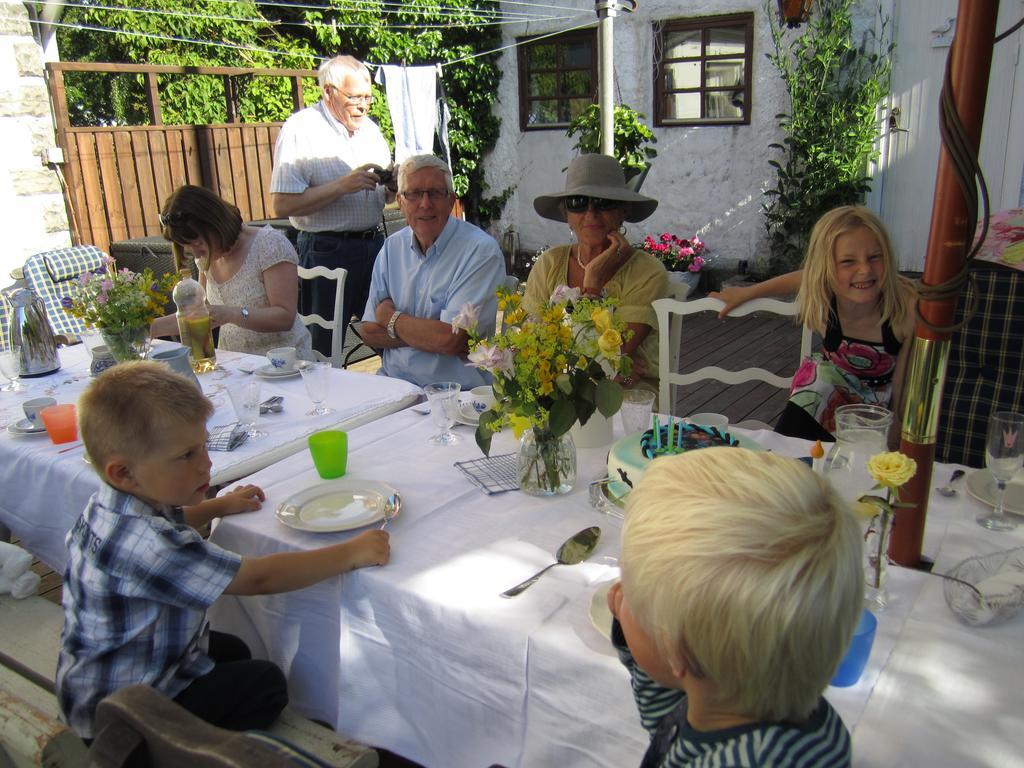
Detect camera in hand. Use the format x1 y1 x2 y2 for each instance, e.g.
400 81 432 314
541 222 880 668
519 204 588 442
375 168 394 185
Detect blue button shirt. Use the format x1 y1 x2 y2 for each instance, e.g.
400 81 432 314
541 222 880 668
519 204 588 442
363 216 505 388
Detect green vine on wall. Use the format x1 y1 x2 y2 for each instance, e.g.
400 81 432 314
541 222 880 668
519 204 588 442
761 0 894 275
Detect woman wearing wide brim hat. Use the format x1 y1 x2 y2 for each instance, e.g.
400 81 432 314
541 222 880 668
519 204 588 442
524 153 669 392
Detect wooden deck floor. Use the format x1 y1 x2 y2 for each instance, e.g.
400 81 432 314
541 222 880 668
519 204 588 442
23 309 804 605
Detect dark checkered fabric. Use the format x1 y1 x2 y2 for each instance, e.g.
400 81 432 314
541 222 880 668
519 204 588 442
22 245 107 338
937 262 1023 467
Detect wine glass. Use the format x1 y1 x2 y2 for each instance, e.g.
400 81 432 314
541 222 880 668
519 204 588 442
227 378 267 440
424 382 461 446
0 342 28 393
977 411 1024 532
300 360 333 416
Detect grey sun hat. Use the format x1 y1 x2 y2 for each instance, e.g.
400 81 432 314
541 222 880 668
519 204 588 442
533 153 658 223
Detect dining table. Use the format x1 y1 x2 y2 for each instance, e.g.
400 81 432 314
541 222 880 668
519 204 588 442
0 342 421 571
205 408 1024 768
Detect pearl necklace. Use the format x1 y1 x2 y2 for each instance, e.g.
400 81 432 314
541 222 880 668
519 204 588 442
573 245 587 271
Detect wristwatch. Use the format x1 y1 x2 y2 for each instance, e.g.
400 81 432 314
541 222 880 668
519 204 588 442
386 310 403 339
240 306 250 323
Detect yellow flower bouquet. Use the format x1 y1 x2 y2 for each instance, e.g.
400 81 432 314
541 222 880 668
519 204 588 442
464 285 631 495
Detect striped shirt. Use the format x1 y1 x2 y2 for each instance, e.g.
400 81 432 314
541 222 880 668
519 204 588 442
270 101 391 233
613 621 851 767
56 484 241 738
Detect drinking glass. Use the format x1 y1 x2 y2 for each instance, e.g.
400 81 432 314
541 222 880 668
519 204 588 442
424 382 461 445
300 361 333 416
824 404 892 502
976 411 1024 532
228 378 266 440
620 389 656 434
0 343 27 393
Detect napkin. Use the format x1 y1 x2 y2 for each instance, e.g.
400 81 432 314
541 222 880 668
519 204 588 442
206 423 249 452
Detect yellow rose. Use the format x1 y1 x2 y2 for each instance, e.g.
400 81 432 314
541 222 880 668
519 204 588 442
867 452 917 489
597 328 622 357
591 307 612 333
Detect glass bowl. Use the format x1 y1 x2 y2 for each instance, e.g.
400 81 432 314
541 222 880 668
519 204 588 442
942 547 1024 627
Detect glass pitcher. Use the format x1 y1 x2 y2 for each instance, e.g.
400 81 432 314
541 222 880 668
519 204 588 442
824 404 893 502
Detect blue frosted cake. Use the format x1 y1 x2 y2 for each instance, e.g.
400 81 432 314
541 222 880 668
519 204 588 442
608 421 740 491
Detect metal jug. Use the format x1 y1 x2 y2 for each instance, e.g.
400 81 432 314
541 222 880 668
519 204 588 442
2 285 61 377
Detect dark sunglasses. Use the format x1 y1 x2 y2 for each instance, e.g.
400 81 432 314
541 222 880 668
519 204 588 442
563 195 624 213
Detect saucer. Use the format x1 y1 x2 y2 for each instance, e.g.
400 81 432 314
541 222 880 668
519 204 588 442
456 400 482 427
7 418 47 435
254 364 300 380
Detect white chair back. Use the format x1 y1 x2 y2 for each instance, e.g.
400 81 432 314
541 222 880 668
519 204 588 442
653 296 812 415
297 265 347 368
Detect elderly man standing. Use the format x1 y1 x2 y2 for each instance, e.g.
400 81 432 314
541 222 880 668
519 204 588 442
361 154 506 388
270 55 394 357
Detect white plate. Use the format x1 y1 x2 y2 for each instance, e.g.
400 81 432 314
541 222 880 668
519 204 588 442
966 469 1024 516
254 364 300 380
590 582 614 641
275 478 398 532
456 400 483 427
7 418 47 435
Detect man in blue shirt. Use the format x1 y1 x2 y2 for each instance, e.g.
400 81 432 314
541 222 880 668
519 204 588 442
361 154 506 388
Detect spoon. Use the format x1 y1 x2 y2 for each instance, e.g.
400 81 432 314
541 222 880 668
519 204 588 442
501 526 601 598
936 469 966 497
379 492 401 530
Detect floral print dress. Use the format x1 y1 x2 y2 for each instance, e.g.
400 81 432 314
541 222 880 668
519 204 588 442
779 300 900 439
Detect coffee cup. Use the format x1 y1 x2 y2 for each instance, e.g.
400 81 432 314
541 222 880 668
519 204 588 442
267 347 297 371
469 385 496 413
23 397 57 428
685 412 729 430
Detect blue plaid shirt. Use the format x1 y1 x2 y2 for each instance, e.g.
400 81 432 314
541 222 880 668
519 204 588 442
56 483 242 738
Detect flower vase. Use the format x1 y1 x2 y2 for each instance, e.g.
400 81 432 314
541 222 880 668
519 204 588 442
667 270 701 294
864 511 893 610
518 429 577 496
100 325 151 363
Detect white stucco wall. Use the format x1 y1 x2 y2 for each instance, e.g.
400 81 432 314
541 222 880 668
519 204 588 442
485 0 792 270
0 0 70 284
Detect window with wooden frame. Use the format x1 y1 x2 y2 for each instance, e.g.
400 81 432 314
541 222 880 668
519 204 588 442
517 29 597 130
654 13 753 126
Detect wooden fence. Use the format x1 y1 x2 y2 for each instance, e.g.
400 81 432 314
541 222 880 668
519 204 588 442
46 62 319 255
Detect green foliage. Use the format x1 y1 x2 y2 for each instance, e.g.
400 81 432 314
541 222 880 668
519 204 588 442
51 0 506 221
761 0 893 276
566 104 658 178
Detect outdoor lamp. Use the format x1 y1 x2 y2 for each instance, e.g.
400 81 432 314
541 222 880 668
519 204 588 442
778 0 813 28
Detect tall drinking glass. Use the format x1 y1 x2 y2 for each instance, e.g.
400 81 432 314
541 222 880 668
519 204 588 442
424 382 461 445
228 378 266 440
824 404 893 502
977 412 1024 532
300 361 333 416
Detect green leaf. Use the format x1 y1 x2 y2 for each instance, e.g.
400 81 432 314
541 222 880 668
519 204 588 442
548 398 576 437
595 378 623 417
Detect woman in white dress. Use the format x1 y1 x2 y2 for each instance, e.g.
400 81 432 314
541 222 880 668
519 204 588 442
152 185 311 355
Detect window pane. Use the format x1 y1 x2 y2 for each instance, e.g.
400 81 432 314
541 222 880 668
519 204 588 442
564 40 593 68
705 60 744 88
562 70 592 97
529 73 556 97
528 44 557 69
567 97 592 122
665 92 701 121
665 61 701 90
527 100 559 125
705 91 743 119
665 29 701 59
707 27 745 56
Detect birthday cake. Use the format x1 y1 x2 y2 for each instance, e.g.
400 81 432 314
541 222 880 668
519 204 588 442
607 420 740 493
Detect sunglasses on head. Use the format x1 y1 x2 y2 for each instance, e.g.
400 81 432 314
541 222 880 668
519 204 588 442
563 195 623 213
159 211 188 228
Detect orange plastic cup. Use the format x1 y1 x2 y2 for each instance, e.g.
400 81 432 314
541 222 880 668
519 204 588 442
40 404 78 444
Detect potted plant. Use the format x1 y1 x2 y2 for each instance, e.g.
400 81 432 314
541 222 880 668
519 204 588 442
637 232 709 292
566 104 657 182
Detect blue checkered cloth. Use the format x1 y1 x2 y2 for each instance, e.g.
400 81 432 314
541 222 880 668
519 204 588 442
21 245 107 338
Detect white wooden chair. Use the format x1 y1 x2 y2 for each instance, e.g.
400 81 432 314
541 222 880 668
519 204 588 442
297 266 347 368
653 296 812 422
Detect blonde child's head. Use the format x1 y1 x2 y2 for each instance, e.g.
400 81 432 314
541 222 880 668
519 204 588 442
621 448 863 722
79 361 213 474
798 205 914 335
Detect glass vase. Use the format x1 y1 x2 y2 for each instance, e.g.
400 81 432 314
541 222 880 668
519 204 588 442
100 325 151 363
518 429 577 497
864 511 893 610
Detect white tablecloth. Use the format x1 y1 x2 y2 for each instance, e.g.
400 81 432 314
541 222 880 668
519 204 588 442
205 414 1023 767
0 343 420 570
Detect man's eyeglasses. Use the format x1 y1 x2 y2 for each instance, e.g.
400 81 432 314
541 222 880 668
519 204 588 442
563 196 624 214
338 91 374 106
401 189 450 203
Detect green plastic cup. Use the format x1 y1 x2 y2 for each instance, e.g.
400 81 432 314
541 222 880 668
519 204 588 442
308 430 347 479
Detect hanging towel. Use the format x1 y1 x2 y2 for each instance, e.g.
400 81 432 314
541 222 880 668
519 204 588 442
375 65 437 163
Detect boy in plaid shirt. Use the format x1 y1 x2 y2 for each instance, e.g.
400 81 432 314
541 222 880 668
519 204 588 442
57 361 389 739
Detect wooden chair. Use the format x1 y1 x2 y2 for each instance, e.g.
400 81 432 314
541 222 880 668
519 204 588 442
653 296 812 422
296 266 347 368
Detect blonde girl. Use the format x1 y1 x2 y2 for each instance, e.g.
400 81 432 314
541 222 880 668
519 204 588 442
711 206 917 439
